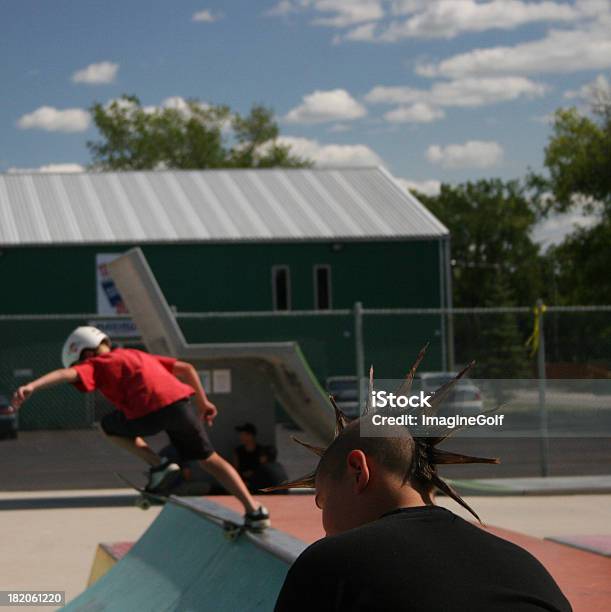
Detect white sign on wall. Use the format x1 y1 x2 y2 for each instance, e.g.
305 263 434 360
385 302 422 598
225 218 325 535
96 253 128 315
212 369 232 394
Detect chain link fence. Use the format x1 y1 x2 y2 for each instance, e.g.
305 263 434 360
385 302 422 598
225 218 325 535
0 305 609 431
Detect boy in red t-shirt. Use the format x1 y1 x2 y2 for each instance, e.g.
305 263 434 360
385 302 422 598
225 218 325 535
11 326 270 529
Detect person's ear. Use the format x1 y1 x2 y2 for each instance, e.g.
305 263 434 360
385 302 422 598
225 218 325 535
346 449 370 494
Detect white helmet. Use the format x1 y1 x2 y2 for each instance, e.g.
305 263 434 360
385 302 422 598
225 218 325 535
61 326 110 368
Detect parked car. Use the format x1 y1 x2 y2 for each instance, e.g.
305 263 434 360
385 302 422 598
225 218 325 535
414 372 484 416
326 376 360 419
0 393 18 439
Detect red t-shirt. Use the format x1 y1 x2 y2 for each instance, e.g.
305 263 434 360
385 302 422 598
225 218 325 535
72 348 195 419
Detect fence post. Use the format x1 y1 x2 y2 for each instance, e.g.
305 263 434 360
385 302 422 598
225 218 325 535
536 298 550 477
354 301 365 410
444 238 455 371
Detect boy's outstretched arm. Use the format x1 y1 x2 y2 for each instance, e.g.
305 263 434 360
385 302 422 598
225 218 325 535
11 368 79 410
172 360 218 426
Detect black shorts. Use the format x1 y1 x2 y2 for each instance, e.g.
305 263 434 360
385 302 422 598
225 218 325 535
100 398 214 461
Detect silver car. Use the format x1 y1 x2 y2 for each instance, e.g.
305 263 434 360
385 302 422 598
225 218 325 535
414 372 484 416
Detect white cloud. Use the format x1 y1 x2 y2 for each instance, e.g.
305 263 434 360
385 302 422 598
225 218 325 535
38 163 84 173
266 0 383 26
270 0 611 51
341 22 377 41
429 76 547 106
532 208 600 249
276 136 383 166
366 76 546 124
192 9 223 22
374 0 578 42
426 140 503 169
366 76 547 112
311 0 384 27
384 103 445 123
564 74 611 102
395 177 442 197
105 96 211 117
285 89 367 123
7 163 84 174
17 106 90 132
417 20 611 78
265 0 297 17
159 96 205 113
71 61 118 85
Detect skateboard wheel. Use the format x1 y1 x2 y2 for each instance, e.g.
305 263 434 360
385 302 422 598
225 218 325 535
136 497 151 510
223 522 242 540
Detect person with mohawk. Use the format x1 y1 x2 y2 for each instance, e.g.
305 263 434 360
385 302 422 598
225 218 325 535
271 347 571 612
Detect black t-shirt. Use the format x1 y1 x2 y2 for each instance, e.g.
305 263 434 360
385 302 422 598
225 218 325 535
274 506 571 612
235 444 266 474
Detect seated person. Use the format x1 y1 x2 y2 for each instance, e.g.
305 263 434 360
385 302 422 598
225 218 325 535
233 423 268 481
234 423 288 492
249 445 288 494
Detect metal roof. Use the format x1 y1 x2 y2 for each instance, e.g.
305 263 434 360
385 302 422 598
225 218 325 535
0 167 448 246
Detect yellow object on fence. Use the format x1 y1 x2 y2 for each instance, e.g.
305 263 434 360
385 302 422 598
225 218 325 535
525 302 547 357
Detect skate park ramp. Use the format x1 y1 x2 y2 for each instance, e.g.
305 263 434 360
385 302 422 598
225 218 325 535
65 497 306 611
108 247 335 445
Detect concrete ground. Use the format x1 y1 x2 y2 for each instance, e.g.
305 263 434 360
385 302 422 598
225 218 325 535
0 492 161 610
0 491 609 608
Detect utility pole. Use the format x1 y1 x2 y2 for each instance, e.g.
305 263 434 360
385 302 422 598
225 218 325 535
536 298 550 477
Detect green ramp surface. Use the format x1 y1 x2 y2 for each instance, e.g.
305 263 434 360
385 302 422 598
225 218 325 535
65 498 306 612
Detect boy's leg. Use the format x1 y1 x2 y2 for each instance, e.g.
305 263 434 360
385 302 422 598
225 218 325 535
104 434 161 467
163 399 268 522
198 454 271 528
199 452 259 514
100 411 181 491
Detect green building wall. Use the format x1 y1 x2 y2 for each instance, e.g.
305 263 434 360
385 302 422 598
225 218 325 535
0 240 441 313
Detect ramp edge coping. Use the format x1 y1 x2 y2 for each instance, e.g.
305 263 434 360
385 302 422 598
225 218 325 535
168 496 308 565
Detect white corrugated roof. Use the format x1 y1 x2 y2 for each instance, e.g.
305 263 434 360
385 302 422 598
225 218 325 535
0 167 448 246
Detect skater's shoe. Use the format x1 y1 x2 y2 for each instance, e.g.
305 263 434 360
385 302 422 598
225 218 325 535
245 505 271 531
146 461 181 494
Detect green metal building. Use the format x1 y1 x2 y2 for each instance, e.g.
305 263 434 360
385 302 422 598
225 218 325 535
0 167 451 428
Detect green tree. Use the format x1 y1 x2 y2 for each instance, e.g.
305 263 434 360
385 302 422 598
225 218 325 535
417 179 543 308
532 89 611 305
534 107 611 216
546 220 611 305
87 95 310 170
230 105 309 168
478 272 531 380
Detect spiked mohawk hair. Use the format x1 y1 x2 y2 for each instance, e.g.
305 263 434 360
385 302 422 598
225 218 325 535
263 345 500 523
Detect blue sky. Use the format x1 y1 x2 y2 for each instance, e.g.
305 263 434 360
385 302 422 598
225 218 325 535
2 1 610 243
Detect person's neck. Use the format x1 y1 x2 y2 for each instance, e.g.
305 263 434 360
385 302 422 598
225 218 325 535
364 485 429 523
244 441 257 451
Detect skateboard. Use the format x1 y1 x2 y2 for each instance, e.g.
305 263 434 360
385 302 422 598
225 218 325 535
115 472 168 510
114 472 249 541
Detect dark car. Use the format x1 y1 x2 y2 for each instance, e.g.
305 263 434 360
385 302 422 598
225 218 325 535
0 393 18 439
